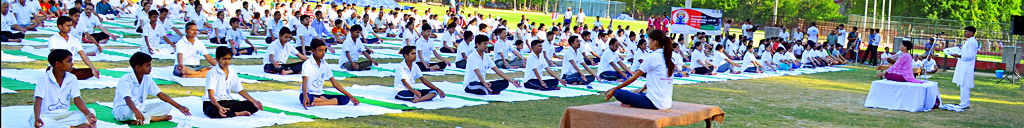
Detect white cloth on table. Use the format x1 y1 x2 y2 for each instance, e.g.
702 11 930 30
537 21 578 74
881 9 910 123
245 90 403 119
864 80 941 112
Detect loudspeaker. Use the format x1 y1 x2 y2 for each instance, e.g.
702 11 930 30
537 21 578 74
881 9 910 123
1014 16 1024 35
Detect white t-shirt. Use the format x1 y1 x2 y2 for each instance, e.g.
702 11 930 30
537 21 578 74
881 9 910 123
301 59 333 95
772 52 788 64
414 36 436 62
807 26 819 42
113 70 163 116
741 24 753 38
174 37 210 66
560 48 585 76
141 22 166 54
576 12 585 22
393 61 423 92
760 51 774 65
524 53 550 80
711 51 728 66
442 31 459 47
264 40 299 65
226 28 249 48
34 70 81 113
597 48 621 73
77 15 102 34
455 40 474 62
463 51 496 87
11 2 40 25
339 35 367 64
739 52 757 70
1 13 17 32
690 50 707 68
492 39 517 60
639 49 673 109
47 34 84 57
211 19 230 38
203 66 244 101
295 25 317 45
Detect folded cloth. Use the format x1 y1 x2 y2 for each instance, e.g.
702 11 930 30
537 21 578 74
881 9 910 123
98 96 314 128
108 67 260 87
246 90 403 119
334 85 489 110
233 65 304 82
22 47 130 62
559 101 726 128
1 105 130 128
2 69 120 89
425 82 548 102
1 51 36 62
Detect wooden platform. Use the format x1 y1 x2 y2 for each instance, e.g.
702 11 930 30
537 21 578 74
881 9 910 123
559 101 725 128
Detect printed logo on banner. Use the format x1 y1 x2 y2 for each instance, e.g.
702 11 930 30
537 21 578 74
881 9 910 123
669 7 724 35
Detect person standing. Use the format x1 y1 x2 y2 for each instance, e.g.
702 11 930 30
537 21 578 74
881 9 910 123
861 29 879 66
950 26 978 110
806 22 819 46
563 8 572 28
846 27 859 62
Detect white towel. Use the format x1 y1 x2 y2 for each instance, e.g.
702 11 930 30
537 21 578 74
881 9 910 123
1 106 130 128
423 82 548 102
332 85 489 110
1 87 15 94
1 69 120 89
1 51 36 62
108 67 260 87
22 47 130 62
97 96 315 128
233 65 304 82
245 90 403 119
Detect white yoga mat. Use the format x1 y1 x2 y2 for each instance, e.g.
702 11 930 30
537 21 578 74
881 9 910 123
245 90 403 119
1 106 129 128
233 65 304 82
677 75 728 82
423 82 548 102
1 69 120 89
330 65 394 77
1 87 16 94
108 67 260 87
505 82 598 98
204 49 264 59
1 51 36 62
332 85 489 110
105 48 177 60
97 96 314 128
22 47 130 62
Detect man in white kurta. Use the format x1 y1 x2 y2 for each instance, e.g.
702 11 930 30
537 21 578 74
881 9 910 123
951 26 978 109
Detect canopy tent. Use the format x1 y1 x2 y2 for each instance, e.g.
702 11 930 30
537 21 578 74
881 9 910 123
327 0 409 9
613 14 634 21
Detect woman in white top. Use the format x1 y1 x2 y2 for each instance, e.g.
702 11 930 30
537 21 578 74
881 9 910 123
394 46 445 102
690 41 715 75
739 45 764 73
463 35 522 95
604 30 676 110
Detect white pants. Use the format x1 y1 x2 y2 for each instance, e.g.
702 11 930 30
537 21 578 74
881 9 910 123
113 102 172 124
960 86 971 107
28 108 96 127
83 45 99 55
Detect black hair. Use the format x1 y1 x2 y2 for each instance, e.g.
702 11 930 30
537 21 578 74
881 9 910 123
463 31 475 41
964 26 976 33
581 31 591 36
147 10 159 17
474 35 490 45
530 40 543 48
57 16 72 25
229 17 240 24
546 31 554 36
185 22 196 29
279 27 292 36
159 8 169 13
68 8 81 15
399 46 416 55
47 49 73 66
300 15 310 21
350 25 362 31
493 28 506 36
776 47 786 52
129 52 153 67
902 40 914 52
215 46 232 59
305 38 324 50
514 40 524 46
715 44 725 51
216 10 224 16
421 24 432 31
447 22 456 29
647 30 675 76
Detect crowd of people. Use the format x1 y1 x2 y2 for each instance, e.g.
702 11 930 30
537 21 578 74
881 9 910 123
1 0 981 127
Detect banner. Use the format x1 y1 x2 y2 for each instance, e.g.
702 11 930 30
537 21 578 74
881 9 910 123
669 7 723 35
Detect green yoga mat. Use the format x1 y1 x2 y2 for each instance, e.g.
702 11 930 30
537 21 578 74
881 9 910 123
97 69 177 85
321 90 418 110
2 77 35 90
68 103 180 128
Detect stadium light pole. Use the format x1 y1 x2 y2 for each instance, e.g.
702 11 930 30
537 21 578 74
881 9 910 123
773 0 778 25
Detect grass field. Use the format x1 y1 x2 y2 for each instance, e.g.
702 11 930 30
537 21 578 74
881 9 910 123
3 3 1023 127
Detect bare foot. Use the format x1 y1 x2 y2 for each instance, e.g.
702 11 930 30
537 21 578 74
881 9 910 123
235 111 252 116
280 70 293 75
620 103 631 107
152 115 172 122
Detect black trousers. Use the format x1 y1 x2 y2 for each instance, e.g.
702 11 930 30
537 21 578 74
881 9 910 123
465 80 510 95
525 79 560 91
89 33 110 42
209 37 227 44
862 45 878 65
0 31 26 41
455 60 467 69
203 100 260 118
415 61 448 71
263 62 303 74
439 47 456 53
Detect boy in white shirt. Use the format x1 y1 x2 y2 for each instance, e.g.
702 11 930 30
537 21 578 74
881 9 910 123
464 35 523 95
113 53 191 125
50 16 100 80
203 46 264 118
263 27 308 75
414 25 451 71
173 22 218 78
394 46 446 102
141 10 175 55
439 24 459 53
300 40 360 109
31 49 98 128
492 29 526 69
226 17 257 55
524 40 568 91
295 15 318 55
597 39 632 82
78 4 118 44
561 36 598 85
453 31 475 69
339 25 379 71
66 8 105 57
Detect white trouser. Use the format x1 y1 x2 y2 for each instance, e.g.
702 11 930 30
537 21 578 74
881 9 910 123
960 86 971 107
83 45 99 55
114 102 172 124
28 108 96 127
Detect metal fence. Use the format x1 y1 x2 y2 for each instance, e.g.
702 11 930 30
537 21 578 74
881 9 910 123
548 0 625 18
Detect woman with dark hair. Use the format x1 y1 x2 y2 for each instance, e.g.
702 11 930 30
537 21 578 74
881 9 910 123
876 41 923 83
603 30 676 110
